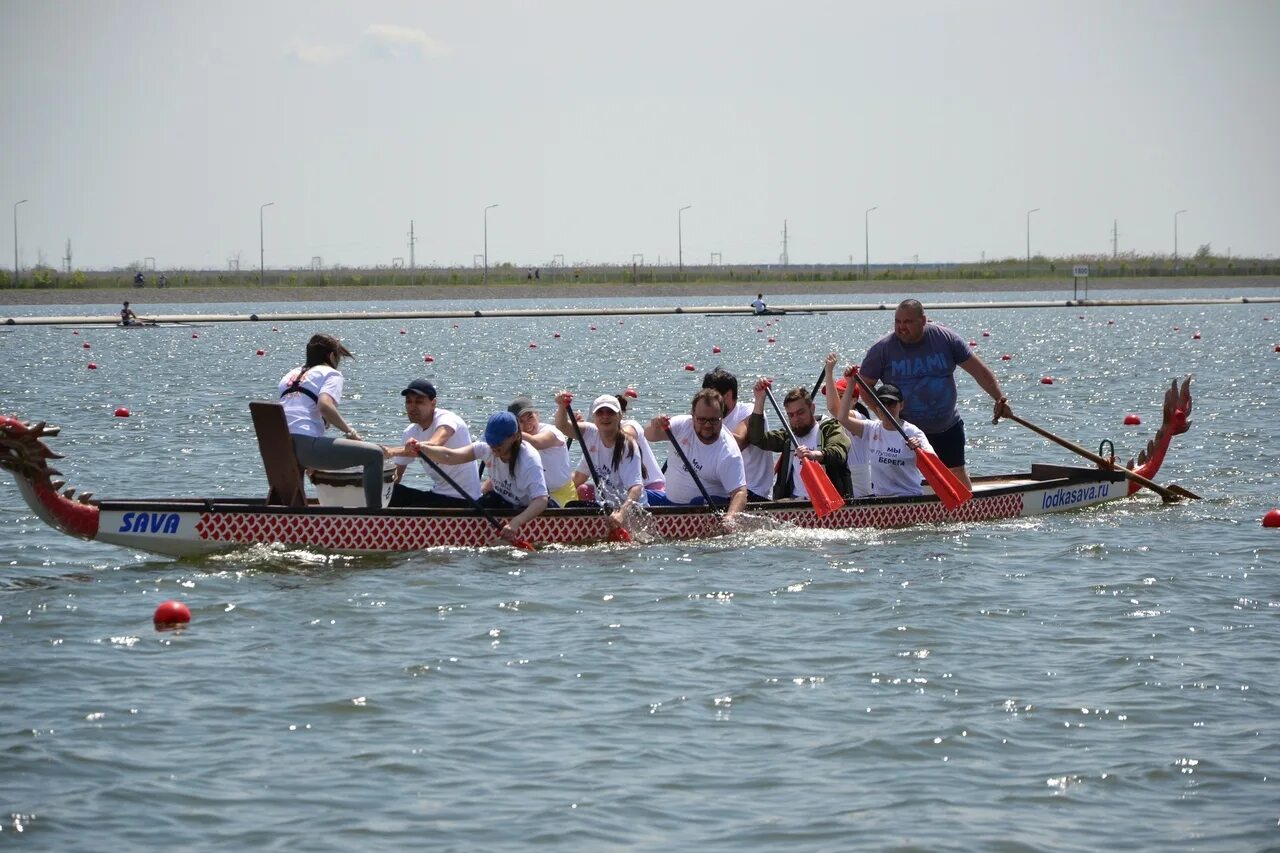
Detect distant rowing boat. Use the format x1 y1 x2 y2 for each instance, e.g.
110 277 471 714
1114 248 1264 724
51 321 210 330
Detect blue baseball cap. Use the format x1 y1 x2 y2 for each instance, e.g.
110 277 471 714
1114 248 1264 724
484 412 519 446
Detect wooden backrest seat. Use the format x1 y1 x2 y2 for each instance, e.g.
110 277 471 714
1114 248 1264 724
249 402 306 507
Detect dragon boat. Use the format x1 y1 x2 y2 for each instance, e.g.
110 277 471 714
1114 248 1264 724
0 378 1194 558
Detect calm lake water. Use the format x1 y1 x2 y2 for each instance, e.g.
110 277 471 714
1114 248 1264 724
2 284 1279 850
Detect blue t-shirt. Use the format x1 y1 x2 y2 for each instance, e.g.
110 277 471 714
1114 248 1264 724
861 323 971 433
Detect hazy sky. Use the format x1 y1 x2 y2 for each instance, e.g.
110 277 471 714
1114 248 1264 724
3 0 1277 270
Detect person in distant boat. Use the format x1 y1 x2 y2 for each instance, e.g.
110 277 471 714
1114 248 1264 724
119 301 142 326
860 298 1010 490
613 392 666 496
830 362 932 498
508 394 576 507
746 378 850 500
387 379 481 508
553 392 643 531
751 293 768 314
416 412 551 542
278 334 390 509
644 388 748 530
702 367 773 502
823 356 873 498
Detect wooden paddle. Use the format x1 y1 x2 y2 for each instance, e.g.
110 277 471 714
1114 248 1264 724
563 401 632 542
852 373 972 510
993 410 1197 503
415 448 535 550
762 385 844 516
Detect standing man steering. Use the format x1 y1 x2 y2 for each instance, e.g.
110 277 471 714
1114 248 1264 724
860 299 1010 489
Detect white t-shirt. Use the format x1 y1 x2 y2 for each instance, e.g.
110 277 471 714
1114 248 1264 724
851 420 934 497
624 418 665 489
278 365 343 437
751 298 767 313
573 422 643 502
662 415 747 504
724 401 774 498
842 419 874 498
531 424 573 493
787 421 824 499
474 440 548 506
404 408 480 499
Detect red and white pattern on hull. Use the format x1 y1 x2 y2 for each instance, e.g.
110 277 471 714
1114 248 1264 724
191 491 1027 551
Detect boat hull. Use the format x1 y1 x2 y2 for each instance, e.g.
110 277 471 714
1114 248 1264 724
83 466 1129 557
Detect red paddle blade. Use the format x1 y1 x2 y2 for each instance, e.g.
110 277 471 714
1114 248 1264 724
608 526 633 543
799 458 846 517
915 449 971 510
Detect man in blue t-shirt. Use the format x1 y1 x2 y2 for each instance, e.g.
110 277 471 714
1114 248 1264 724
860 299 1010 489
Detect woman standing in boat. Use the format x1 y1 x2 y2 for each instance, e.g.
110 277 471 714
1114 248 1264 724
278 334 389 509
414 412 550 543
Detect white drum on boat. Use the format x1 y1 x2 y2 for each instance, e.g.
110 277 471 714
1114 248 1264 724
309 462 397 508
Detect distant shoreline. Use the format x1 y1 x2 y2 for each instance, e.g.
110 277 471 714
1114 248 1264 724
1 275 1278 307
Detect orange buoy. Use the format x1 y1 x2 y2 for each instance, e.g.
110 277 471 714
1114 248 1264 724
1123 413 1141 425
712 345 721 353
114 407 130 418
1263 509 1280 528
153 600 191 628
1000 354 1012 361
1041 376 1054 384
87 362 98 370
684 363 696 371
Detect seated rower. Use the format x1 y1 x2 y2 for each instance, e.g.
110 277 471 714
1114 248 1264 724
830 362 933 498
746 378 850 500
823 355 873 498
508 395 576 508
120 301 141 326
553 391 644 532
388 379 480 508
751 293 768 315
643 388 748 530
416 412 550 543
614 392 666 496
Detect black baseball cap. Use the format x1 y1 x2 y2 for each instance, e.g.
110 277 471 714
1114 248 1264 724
401 379 437 399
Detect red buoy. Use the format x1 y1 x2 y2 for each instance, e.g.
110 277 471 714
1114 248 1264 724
1173 326 1180 331
529 342 538 348
424 355 434 363
712 346 721 353
589 325 597 331
982 331 990 337
625 387 638 398
553 332 561 338
1263 509 1280 528
1274 344 1280 353
82 342 91 349
969 340 977 347
87 362 98 370
767 336 776 343
72 330 79 335
684 363 696 371
1000 354 1012 361
756 327 763 333
114 407 130 418
1107 320 1115 325
191 333 198 339
271 327 279 332
153 600 191 628
1192 332 1201 340
1041 376 1054 384
452 323 460 329
1123 413 1141 425
256 349 265 356
400 329 406 335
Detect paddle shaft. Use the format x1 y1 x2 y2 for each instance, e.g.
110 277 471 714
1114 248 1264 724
997 411 1184 503
663 426 721 514
415 448 529 541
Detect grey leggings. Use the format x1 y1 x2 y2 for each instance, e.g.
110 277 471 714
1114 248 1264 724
291 434 385 509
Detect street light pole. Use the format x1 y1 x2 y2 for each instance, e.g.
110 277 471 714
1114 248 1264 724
678 205 691 273
1025 208 1040 278
864 206 878 281
13 199 27 288
259 202 274 287
484 203 499 284
1172 206 1192 266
